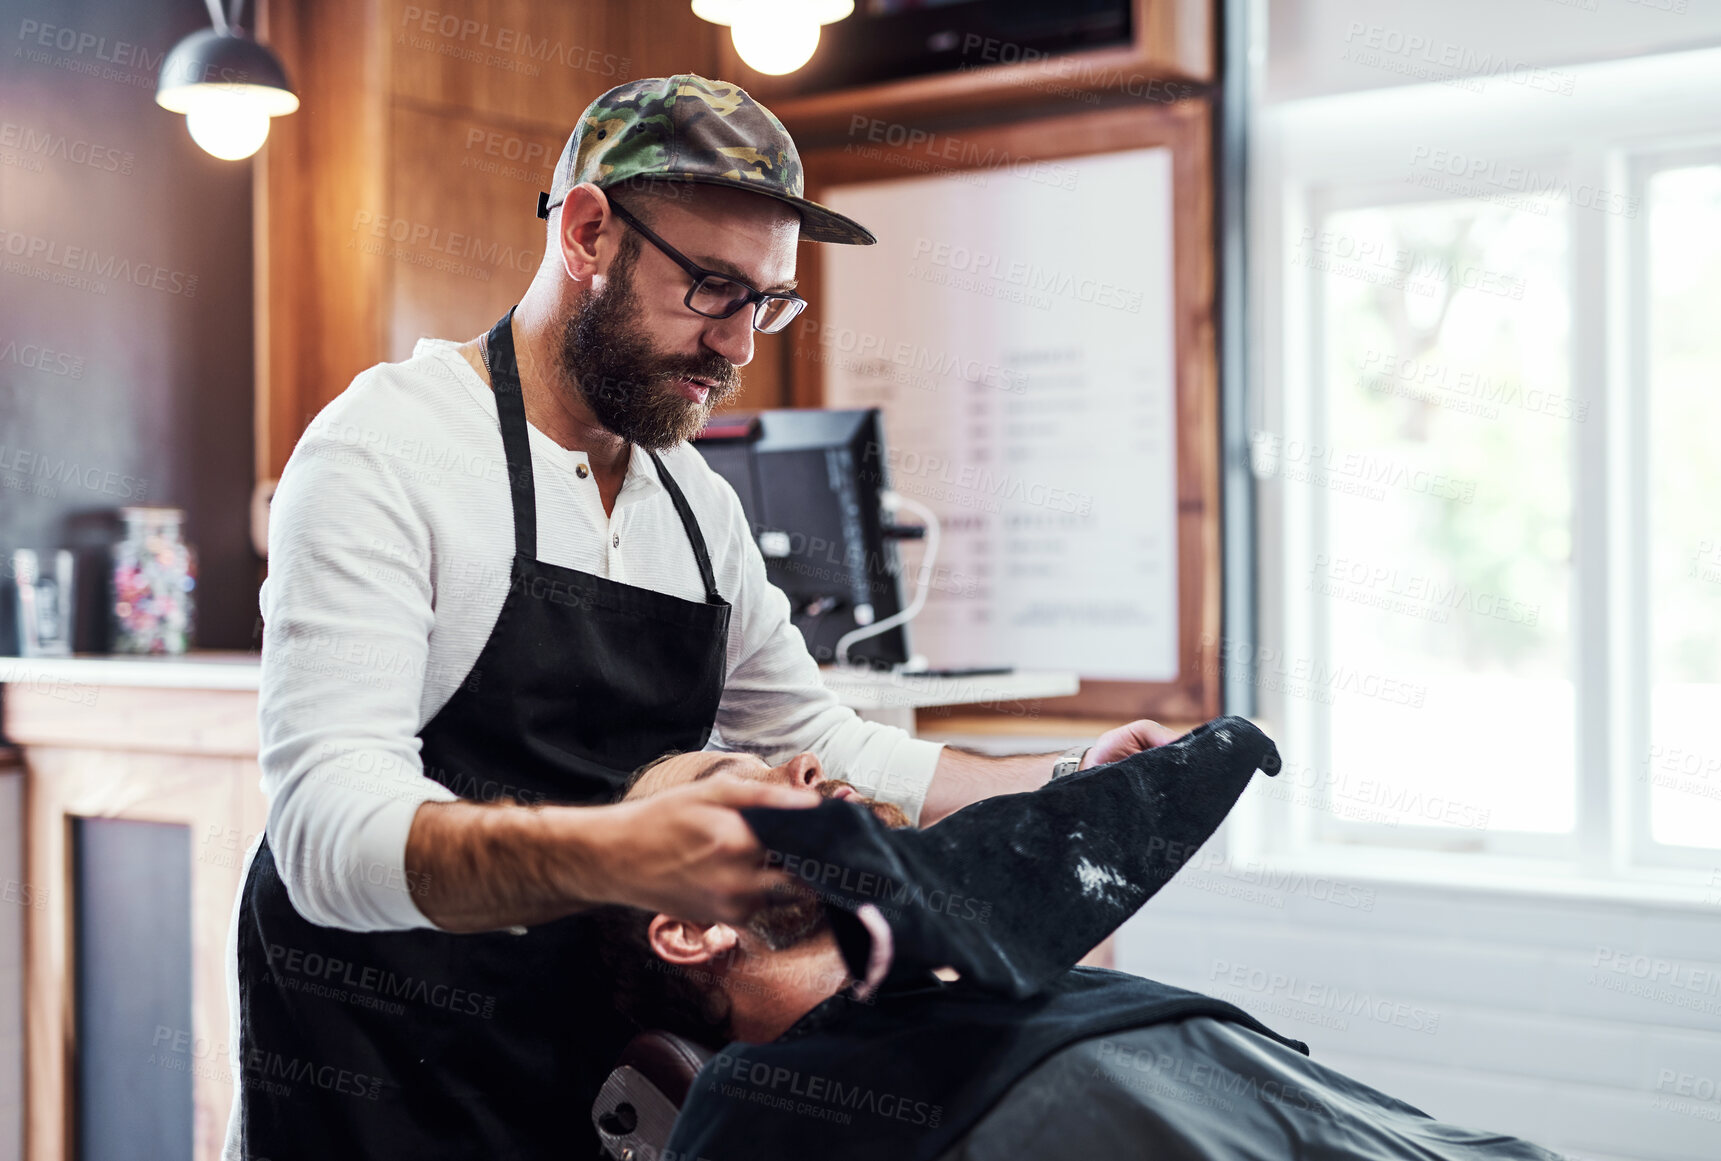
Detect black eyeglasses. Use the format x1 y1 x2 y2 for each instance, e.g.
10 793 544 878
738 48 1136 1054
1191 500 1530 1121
577 196 808 334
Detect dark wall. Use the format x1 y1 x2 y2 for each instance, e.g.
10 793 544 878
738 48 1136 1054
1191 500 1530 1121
0 0 257 651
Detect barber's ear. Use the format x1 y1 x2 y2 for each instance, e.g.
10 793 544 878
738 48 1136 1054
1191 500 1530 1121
648 915 740 966
557 182 613 283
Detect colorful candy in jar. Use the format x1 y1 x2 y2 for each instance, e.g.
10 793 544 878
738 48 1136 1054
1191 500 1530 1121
112 506 197 654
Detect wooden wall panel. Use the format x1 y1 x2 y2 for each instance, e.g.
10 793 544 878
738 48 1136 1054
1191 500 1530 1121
383 102 551 359
257 0 392 480
383 0 718 124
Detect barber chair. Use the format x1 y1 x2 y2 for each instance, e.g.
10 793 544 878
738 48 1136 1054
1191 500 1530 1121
592 1030 712 1160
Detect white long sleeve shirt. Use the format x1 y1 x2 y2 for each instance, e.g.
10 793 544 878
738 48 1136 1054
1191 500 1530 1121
255 336 945 932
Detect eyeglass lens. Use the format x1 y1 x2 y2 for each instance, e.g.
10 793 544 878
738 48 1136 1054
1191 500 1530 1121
689 275 802 333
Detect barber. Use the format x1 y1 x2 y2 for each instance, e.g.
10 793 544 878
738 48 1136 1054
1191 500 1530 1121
228 74 1170 1160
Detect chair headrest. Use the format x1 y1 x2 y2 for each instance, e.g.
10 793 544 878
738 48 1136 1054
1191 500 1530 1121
617 1029 715 1107
593 1031 718 1160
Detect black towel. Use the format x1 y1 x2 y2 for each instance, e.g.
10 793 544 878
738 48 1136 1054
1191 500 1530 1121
739 714 1281 1000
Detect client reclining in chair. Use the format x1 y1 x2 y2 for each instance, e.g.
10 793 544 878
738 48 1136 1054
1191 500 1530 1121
588 719 1563 1161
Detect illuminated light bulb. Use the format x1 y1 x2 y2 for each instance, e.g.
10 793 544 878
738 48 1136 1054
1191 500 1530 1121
157 29 297 160
730 1 822 75
184 90 272 160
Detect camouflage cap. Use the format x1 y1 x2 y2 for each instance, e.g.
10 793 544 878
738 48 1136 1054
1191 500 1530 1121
537 74 875 246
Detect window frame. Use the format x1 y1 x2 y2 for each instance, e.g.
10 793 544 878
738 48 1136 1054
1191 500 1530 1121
1237 48 1721 890
1621 143 1721 871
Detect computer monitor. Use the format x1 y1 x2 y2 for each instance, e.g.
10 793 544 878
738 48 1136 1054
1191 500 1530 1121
695 409 910 670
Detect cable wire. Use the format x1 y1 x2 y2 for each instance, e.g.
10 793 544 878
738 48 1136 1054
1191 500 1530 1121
834 491 940 667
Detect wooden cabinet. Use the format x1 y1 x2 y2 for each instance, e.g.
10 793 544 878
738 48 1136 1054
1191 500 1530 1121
5 660 264 1161
723 0 1214 138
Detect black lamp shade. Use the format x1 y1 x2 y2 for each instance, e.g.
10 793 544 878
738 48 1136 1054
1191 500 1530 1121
156 29 298 116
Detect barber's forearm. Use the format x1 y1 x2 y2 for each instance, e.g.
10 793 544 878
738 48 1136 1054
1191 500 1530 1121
920 747 1059 825
918 719 1183 825
404 799 612 933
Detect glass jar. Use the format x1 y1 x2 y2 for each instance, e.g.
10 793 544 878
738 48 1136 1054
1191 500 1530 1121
111 507 197 654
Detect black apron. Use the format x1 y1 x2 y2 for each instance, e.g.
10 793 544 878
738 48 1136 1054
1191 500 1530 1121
235 306 731 1160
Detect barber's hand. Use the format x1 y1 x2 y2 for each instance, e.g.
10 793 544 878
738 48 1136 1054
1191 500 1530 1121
592 774 819 925
1081 719 1183 770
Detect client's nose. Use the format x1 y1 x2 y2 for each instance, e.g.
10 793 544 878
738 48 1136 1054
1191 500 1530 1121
778 752 824 789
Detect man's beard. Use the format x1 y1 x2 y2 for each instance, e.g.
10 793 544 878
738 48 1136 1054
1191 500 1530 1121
557 242 741 451
746 780 910 952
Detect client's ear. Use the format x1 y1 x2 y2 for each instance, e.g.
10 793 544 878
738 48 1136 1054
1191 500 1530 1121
648 915 740 966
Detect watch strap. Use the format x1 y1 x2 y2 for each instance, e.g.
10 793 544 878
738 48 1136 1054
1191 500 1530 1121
1051 744 1090 780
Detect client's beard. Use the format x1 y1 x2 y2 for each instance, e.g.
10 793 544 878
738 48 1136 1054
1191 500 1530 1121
745 780 910 952
557 242 741 451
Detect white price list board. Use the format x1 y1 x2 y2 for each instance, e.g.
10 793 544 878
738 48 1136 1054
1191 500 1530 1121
821 147 1179 682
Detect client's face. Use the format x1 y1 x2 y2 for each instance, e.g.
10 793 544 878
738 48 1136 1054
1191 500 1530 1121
628 750 913 831
621 750 912 1042
627 750 911 951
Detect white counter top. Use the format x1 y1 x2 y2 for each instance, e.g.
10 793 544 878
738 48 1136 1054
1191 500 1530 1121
0 654 1082 711
0 651 262 691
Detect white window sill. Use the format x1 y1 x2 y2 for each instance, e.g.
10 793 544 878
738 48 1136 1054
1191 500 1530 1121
1221 838 1721 914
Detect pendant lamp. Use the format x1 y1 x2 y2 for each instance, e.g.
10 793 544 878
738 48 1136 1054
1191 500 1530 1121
156 0 298 160
693 0 854 76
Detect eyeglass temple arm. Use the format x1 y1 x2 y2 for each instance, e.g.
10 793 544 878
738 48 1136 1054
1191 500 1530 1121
538 191 804 322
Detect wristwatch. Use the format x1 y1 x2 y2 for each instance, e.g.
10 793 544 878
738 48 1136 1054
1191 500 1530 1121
1050 744 1090 780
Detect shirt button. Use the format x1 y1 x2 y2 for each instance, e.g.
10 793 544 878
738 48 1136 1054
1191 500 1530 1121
576 464 589 479
612 533 620 548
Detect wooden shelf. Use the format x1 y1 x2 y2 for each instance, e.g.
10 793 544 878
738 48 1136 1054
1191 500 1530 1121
717 0 1214 141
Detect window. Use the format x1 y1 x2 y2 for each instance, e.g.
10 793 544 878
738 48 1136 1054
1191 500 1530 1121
1640 158 1721 859
1244 49 1721 885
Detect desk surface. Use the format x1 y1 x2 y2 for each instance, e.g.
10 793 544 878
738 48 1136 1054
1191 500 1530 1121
814 666 1079 710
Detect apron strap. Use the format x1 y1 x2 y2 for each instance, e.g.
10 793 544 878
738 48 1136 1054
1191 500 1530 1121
648 449 724 606
485 305 724 606
484 307 538 561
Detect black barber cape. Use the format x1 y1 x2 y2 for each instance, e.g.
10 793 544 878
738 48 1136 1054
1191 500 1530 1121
666 716 1298 1161
672 968 1307 1161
